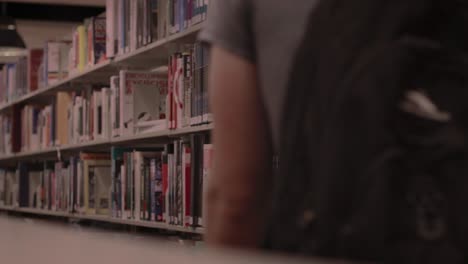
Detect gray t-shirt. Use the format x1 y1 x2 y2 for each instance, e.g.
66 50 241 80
199 0 319 151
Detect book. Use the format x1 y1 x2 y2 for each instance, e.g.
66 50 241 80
79 152 111 215
120 70 167 137
182 140 192 226
18 162 29 207
77 25 87 72
45 41 70 85
28 49 44 92
110 76 120 138
94 17 107 64
56 92 72 146
106 0 118 58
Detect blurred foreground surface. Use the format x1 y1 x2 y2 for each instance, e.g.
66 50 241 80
0 213 352 264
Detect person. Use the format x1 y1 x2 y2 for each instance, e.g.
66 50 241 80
201 0 468 262
198 0 319 248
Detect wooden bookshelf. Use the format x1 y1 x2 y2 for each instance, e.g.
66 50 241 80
0 206 204 234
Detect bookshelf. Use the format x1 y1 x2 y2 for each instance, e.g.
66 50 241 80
0 0 212 235
0 25 203 114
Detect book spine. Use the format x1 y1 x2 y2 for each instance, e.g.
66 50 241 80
78 26 87 72
150 158 156 221
162 148 168 222
183 143 192 226
87 18 95 67
106 0 116 58
94 18 107 64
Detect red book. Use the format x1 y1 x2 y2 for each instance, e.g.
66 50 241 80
28 49 44 92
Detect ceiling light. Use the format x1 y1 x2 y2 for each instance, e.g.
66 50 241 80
0 16 27 62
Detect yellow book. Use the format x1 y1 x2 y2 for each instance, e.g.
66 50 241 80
55 92 72 146
77 25 87 72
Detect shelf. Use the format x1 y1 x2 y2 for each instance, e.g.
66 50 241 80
0 206 204 234
15 207 71 218
0 22 205 114
60 138 111 151
0 125 212 162
112 123 213 144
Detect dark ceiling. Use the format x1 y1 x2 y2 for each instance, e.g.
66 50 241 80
2 2 105 22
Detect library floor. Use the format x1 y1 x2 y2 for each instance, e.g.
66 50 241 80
0 213 203 263
0 213 346 264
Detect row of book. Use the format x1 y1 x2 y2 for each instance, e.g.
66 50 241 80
0 140 213 228
110 135 212 227
106 0 209 58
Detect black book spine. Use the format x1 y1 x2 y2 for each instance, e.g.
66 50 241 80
18 162 29 207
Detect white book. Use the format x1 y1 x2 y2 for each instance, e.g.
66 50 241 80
67 104 73 146
175 56 184 129
110 76 120 138
93 91 102 140
73 96 82 144
101 88 111 139
119 70 132 137
120 70 167 137
82 97 88 142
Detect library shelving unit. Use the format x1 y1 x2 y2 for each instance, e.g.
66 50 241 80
0 21 209 236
